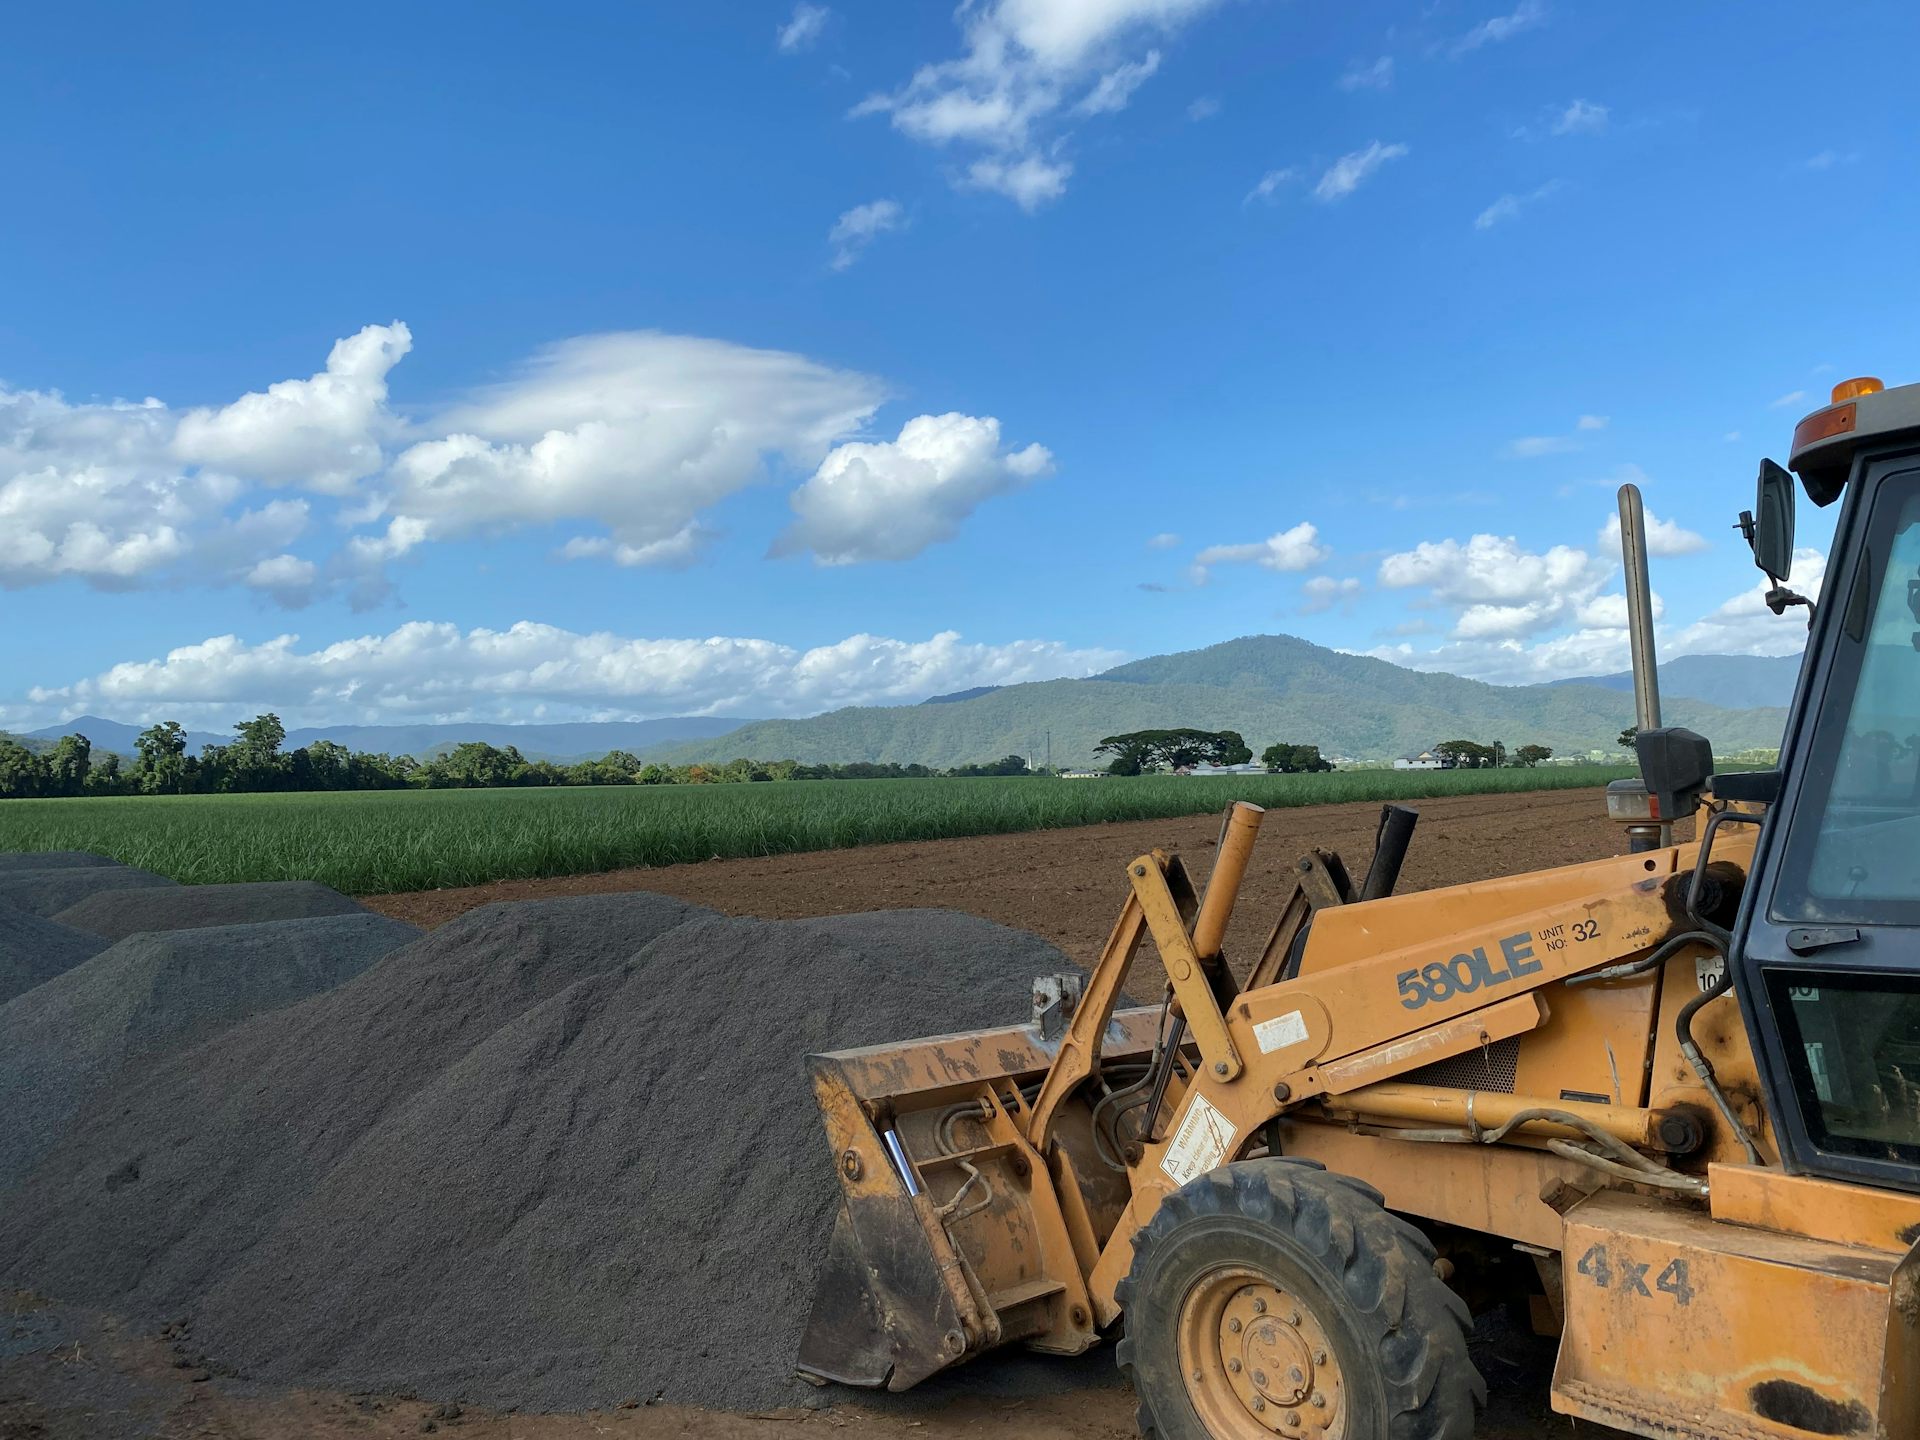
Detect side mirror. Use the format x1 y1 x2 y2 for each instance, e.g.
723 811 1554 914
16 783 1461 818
1636 727 1714 821
1751 459 1796 582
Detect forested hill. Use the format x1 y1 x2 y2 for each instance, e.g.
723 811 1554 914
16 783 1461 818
661 635 1788 769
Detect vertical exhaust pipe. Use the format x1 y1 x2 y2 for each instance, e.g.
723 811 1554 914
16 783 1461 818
1616 483 1671 848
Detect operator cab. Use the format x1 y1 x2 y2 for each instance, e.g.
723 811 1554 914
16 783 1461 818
1728 377 1920 1193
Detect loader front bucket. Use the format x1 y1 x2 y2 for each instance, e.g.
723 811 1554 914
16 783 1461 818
796 1009 1162 1391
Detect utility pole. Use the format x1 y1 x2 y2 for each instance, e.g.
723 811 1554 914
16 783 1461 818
1046 730 1051 772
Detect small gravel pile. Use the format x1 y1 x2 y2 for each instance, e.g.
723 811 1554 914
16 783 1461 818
0 863 176 918
52 879 367 940
0 912 423 1191
0 851 121 872
0 891 715 1315
0 899 110 1005
0 903 1072 1413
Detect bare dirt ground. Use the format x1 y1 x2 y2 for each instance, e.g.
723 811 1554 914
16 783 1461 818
367 787 1673 997
7 788 1647 1440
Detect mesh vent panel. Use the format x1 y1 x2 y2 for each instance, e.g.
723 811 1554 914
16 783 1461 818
1399 1035 1521 1094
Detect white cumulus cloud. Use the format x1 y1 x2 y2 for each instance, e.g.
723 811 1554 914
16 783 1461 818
1192 522 1330 583
26 623 1124 726
0 384 314 600
851 0 1220 209
371 332 884 576
776 412 1052 564
965 154 1073 211
1598 507 1710 558
172 323 411 493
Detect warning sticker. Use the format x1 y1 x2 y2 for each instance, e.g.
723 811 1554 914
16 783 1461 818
1252 1010 1309 1055
1160 1093 1237 1187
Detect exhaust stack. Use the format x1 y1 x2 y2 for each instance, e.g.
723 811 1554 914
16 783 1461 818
1615 483 1671 849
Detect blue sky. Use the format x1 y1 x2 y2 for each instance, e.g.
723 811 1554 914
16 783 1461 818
4 0 1914 730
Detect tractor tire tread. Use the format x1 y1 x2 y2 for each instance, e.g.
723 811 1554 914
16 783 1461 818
1117 1157 1484 1440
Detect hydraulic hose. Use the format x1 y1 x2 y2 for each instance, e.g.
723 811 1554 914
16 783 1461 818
1677 971 1766 1167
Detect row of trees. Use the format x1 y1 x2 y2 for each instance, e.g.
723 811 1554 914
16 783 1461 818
0 718 1052 800
1431 739 1555 769
1091 729 1340 776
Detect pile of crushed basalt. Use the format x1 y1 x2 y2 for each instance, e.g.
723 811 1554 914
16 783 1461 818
0 859 1084 1414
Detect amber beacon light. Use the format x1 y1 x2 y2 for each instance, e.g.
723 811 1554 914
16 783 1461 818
1831 375 1884 402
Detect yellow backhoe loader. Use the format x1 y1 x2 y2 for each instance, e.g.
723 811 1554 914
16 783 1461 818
795 377 1920 1439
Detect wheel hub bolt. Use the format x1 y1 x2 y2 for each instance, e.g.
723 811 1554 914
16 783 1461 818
1310 1393 1326 1409
1228 1318 1242 1333
1252 1299 1267 1314
1228 1359 1241 1374
1312 1348 1327 1365
1284 1412 1301 1428
1252 1397 1265 1413
1253 1371 1267 1388
1288 1367 1304 1385
1286 1309 1301 1325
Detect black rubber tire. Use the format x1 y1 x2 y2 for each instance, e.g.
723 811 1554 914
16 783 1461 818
1116 1158 1484 1440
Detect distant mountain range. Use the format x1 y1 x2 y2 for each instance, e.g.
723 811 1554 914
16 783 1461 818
19 715 755 763
1549 652 1804 711
17 637 1799 770
657 636 1790 769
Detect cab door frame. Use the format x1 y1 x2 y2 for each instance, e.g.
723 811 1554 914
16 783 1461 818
1732 441 1920 1194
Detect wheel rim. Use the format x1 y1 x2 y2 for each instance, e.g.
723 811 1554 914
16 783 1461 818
1175 1265 1348 1438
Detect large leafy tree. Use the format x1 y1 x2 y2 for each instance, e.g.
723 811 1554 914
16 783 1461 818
1095 728 1253 774
0 739 47 799
46 734 92 795
1261 742 1334 774
134 721 194 794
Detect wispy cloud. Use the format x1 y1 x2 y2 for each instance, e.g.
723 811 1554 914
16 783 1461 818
851 0 1222 210
1551 98 1608 135
1802 149 1860 171
828 199 906 270
1244 166 1300 205
1577 414 1608 431
1770 390 1807 409
1314 141 1409 202
1450 0 1546 58
1474 179 1562 229
1147 532 1181 550
1186 95 1221 122
1301 575 1363 613
1506 435 1578 458
1338 56 1394 92
777 2 830 54
1074 50 1162 115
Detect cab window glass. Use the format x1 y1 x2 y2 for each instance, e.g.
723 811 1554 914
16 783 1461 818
1779 482 1920 921
1773 973 1920 1163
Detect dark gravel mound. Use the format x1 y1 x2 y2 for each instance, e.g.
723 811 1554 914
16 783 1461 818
0 851 121 873
52 879 366 940
0 891 713 1318
0 864 175 919
0 899 111 1005
0 912 422 1192
185 909 1068 1411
